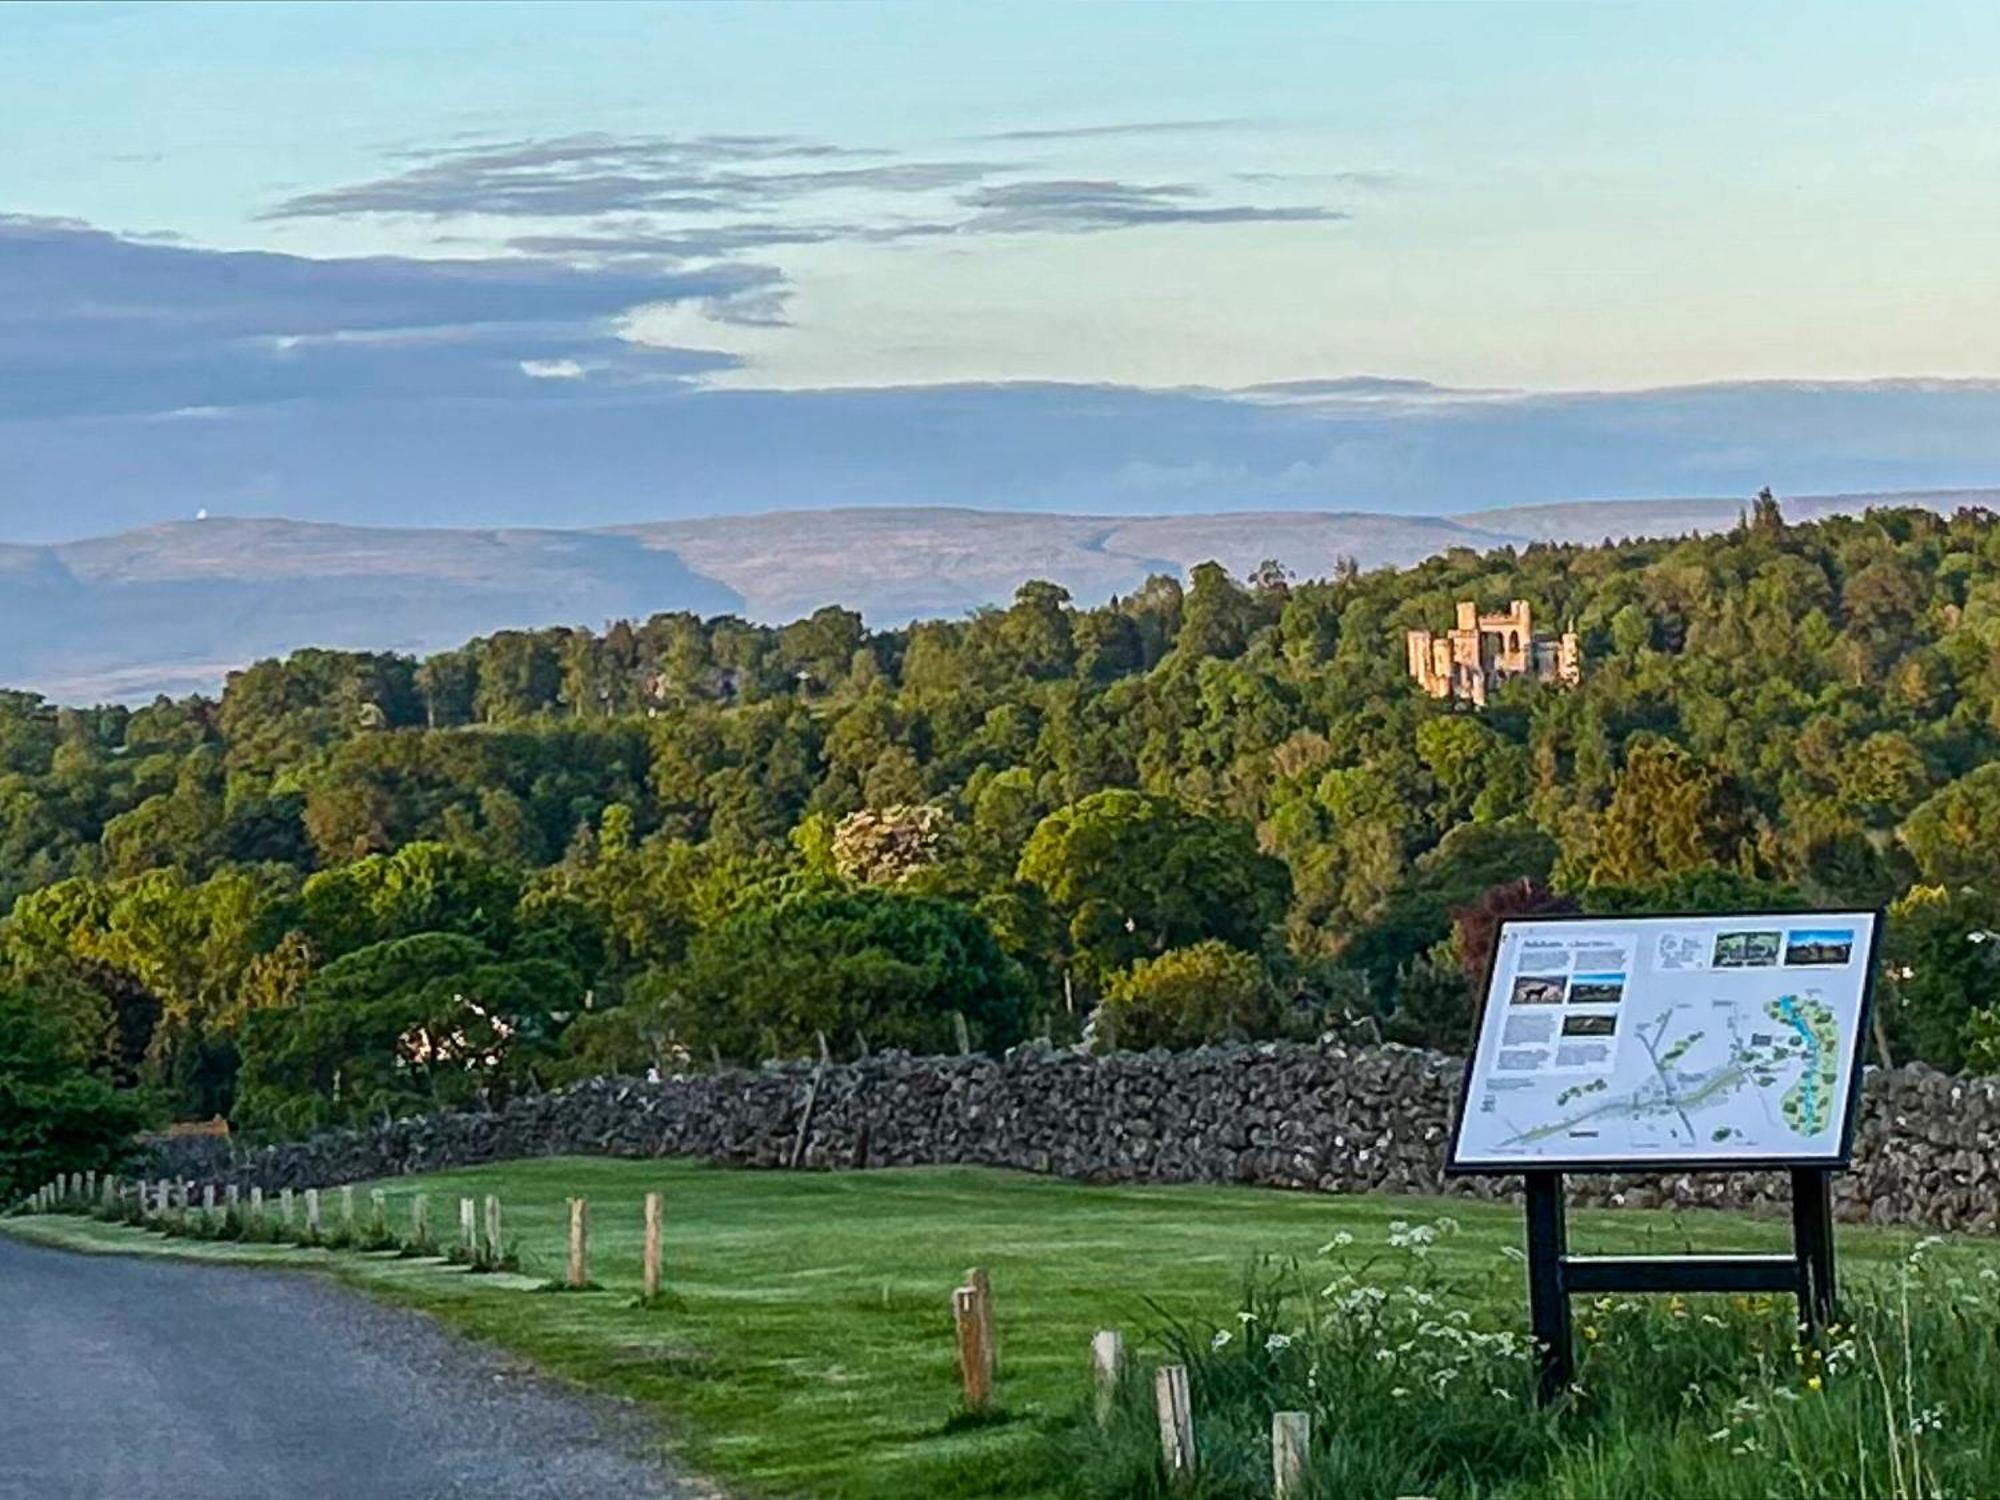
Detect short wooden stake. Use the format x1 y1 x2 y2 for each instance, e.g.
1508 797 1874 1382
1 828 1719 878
1155 1364 1195 1483
225 1184 239 1212
369 1189 388 1241
154 1179 168 1220
642 1192 663 1301
339 1185 355 1235
966 1265 998 1375
86 1170 98 1201
953 1010 972 1055
249 1186 264 1225
459 1196 478 1255
952 1285 993 1411
567 1198 590 1289
304 1188 322 1238
280 1187 295 1228
202 1184 216 1218
1091 1329 1125 1427
483 1194 503 1264
410 1193 430 1248
1272 1410 1310 1499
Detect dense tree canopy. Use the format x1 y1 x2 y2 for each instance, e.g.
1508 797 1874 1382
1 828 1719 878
5 501 2000 1142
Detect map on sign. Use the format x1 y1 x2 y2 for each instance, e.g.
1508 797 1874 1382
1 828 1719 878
1449 912 1880 1170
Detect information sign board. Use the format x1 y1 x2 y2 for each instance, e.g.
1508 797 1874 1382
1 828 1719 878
1449 910 1882 1172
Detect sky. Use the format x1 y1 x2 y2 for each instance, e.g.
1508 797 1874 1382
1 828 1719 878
5 1 2000 541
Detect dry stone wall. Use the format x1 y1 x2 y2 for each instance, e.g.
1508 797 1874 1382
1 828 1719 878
145 1041 2000 1234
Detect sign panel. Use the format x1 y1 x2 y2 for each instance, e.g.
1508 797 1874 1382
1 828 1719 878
1448 911 1881 1172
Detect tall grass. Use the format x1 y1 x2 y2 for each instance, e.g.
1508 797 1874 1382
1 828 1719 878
1057 1222 2000 1499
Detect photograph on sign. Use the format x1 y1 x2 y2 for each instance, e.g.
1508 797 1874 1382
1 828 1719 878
1449 911 1880 1171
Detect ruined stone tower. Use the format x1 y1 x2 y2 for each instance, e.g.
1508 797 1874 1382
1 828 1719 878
1405 599 1581 705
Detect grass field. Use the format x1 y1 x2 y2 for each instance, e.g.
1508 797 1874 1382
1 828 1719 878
8 1161 1998 1498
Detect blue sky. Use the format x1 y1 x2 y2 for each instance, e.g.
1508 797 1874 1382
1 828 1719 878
5 1 2000 538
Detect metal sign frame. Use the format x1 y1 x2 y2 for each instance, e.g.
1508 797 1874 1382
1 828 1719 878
1443 908 1883 1401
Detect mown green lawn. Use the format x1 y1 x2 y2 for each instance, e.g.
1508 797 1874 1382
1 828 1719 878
6 1161 1986 1498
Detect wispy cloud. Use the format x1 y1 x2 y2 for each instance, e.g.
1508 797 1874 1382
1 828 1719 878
262 130 1356 252
265 132 999 222
977 118 1249 142
954 179 1344 233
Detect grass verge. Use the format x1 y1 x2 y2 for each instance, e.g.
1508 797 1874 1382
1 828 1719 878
7 1161 1995 1498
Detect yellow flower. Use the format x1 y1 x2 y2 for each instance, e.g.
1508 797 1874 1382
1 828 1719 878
1582 1324 1600 1342
1807 1375 1823 1393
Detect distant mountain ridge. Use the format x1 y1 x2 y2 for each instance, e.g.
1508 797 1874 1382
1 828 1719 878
5 489 1996 704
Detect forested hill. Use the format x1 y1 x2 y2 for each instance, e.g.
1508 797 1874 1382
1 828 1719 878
6 499 2000 1161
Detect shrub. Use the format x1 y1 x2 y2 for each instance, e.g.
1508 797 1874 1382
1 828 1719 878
1096 942 1275 1051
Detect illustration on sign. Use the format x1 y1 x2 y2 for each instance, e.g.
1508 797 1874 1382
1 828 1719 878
1449 911 1880 1169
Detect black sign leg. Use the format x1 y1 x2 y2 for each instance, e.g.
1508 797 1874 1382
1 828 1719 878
1790 1167 1836 1333
1523 1170 1572 1402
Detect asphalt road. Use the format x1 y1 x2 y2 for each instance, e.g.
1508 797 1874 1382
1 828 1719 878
0 1234 700 1500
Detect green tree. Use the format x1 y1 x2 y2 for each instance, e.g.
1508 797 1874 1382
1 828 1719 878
1901 766 2000 886
654 887 1028 1062
1017 790 1290 990
1587 740 1750 887
0 985 153 1201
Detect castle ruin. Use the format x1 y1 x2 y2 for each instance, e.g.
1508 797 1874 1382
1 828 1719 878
1405 599 1580 706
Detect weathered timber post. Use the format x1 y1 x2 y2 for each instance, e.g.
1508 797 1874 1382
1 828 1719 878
249 1187 264 1228
410 1193 430 1250
368 1189 388 1243
280 1187 295 1231
1272 1410 1310 1498
339 1185 355 1239
202 1184 216 1222
482 1195 503 1267
1155 1365 1195 1484
459 1197 478 1258
642 1192 663 1302
1091 1329 1125 1427
966 1266 998 1375
304 1188 322 1240
952 1285 993 1411
566 1198 590 1289
154 1179 169 1221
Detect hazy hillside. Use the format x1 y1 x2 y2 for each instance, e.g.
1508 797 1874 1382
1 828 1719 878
2 489 1992 702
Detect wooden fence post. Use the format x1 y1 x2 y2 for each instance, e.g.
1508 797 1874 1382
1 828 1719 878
1091 1329 1125 1427
410 1193 430 1250
154 1178 168 1221
1155 1364 1195 1483
567 1198 590 1289
1272 1410 1310 1499
459 1196 478 1257
643 1191 663 1301
202 1184 216 1223
952 1285 993 1411
280 1187 294 1230
369 1189 388 1242
966 1266 998 1375
483 1194 503 1266
304 1188 322 1239
86 1170 98 1202
339 1185 355 1237
249 1186 264 1227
